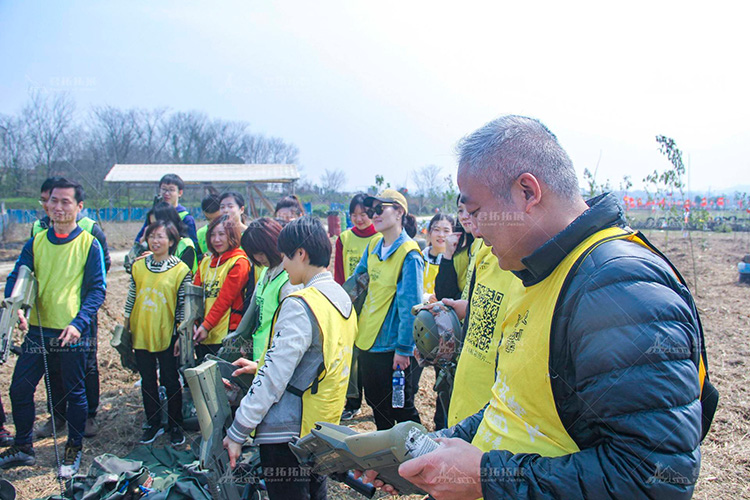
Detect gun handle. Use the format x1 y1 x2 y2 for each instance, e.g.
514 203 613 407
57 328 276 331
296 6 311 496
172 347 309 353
332 472 376 499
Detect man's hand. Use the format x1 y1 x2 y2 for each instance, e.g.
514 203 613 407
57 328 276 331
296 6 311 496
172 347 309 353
193 324 209 343
17 310 28 332
441 298 468 321
59 325 82 347
393 352 410 370
231 357 258 377
222 436 243 469
399 437 483 500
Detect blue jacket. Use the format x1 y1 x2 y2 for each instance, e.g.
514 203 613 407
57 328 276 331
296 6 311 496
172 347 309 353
6 226 107 337
442 193 705 499
134 203 199 250
352 229 424 356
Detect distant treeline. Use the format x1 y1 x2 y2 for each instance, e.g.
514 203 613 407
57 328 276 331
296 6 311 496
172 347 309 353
0 90 299 205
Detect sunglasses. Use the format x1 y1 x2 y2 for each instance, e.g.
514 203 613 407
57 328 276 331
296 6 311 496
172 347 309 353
366 203 396 218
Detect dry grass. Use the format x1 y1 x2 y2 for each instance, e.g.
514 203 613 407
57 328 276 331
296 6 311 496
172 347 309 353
0 224 747 498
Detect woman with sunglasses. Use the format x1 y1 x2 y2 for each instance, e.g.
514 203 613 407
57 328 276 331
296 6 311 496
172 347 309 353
350 189 424 430
334 193 382 421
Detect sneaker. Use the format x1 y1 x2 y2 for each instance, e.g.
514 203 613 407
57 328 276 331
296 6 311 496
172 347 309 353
139 425 164 444
33 416 66 440
84 416 99 438
0 427 13 447
59 442 82 479
341 408 361 421
169 426 185 446
0 445 36 469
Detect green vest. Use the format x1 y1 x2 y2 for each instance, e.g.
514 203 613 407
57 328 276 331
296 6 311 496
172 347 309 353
196 225 209 255
176 237 197 273
29 229 96 329
177 210 189 220
252 266 290 361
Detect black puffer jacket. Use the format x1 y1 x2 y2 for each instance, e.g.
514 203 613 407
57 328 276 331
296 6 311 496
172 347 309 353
444 193 705 499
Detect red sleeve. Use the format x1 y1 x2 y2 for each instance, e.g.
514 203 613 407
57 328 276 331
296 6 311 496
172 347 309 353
202 258 250 330
193 264 203 286
334 237 345 285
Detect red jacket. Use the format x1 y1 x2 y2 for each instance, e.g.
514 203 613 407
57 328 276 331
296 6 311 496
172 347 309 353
194 247 250 333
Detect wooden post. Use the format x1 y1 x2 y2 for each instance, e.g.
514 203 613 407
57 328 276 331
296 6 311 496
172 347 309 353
252 184 275 214
246 182 258 218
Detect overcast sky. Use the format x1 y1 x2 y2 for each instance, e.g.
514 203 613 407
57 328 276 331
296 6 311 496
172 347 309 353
1 1 748 194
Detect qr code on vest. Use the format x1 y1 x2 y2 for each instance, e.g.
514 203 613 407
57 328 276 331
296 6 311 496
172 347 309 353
466 283 504 353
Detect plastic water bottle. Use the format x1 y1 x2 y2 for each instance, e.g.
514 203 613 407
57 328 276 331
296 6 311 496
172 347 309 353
392 365 405 408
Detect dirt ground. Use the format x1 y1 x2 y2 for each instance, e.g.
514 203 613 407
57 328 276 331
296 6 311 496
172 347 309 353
0 223 748 499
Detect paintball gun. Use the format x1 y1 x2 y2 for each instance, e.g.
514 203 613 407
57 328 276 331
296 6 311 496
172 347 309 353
123 241 148 273
184 360 243 500
110 324 138 372
343 272 369 316
0 265 37 364
290 421 440 497
177 284 204 370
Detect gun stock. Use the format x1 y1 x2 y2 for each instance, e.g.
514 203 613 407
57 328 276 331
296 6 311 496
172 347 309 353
289 421 439 496
110 324 138 372
184 360 242 500
123 241 148 273
177 284 203 370
0 265 37 364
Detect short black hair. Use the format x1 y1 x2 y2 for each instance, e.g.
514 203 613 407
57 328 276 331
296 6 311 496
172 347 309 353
51 179 85 203
349 193 368 214
147 201 188 237
201 193 221 213
277 216 331 267
275 194 304 216
220 191 245 208
159 173 184 191
41 176 66 194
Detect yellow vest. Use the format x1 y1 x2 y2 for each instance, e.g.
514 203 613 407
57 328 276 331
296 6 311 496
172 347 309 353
448 244 521 427
30 229 96 330
269 286 358 437
338 229 382 280
199 253 248 344
472 226 673 457
422 251 441 296
355 239 421 350
130 259 190 352
460 239 485 301
452 245 471 293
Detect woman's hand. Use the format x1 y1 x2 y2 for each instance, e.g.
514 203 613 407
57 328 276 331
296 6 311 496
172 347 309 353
231 357 258 377
222 436 243 469
193 324 209 343
443 232 461 259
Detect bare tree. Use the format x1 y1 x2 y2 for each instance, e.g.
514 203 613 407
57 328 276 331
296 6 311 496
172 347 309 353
411 164 444 212
320 169 347 193
412 165 444 196
0 114 30 194
164 111 216 163
23 90 75 177
214 120 249 163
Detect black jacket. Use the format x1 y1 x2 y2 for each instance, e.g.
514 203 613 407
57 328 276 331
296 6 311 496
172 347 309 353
444 193 704 499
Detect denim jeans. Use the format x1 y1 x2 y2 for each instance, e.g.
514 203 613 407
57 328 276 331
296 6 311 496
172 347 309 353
10 333 88 446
